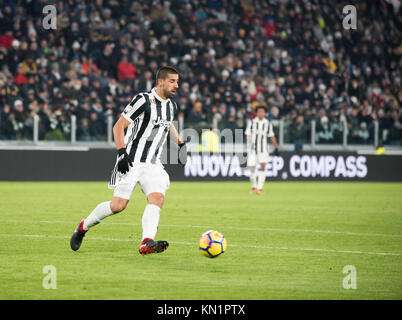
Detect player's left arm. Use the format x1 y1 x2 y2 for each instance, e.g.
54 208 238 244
268 122 280 156
269 136 279 149
168 122 184 145
169 123 187 165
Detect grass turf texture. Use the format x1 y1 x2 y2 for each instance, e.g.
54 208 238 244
0 181 401 300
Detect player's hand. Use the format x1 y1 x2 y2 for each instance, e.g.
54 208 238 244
273 148 280 156
117 148 133 174
178 142 187 166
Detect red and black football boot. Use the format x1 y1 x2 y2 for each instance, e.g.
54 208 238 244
139 238 169 255
70 220 87 251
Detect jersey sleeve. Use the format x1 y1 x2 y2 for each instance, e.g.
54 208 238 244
267 121 275 138
122 94 146 123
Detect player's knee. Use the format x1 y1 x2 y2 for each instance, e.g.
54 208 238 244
110 198 128 213
147 193 164 208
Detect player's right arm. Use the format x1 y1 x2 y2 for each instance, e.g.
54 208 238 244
113 116 130 150
112 116 132 174
245 119 253 148
113 94 146 173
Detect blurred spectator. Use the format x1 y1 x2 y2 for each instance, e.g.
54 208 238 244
117 55 136 83
187 101 206 126
88 112 105 140
136 70 153 92
200 125 220 152
221 107 238 134
77 118 91 141
376 140 386 155
289 115 308 144
316 116 334 144
356 122 370 144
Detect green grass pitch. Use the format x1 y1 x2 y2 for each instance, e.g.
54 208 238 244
0 181 401 299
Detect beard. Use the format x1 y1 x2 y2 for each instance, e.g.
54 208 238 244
164 88 176 98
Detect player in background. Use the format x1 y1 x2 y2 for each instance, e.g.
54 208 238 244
245 106 279 194
70 66 187 255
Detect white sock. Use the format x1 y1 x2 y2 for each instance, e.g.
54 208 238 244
142 204 161 240
257 170 266 190
83 201 113 230
250 168 257 189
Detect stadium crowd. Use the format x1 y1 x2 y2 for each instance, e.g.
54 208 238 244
0 0 401 146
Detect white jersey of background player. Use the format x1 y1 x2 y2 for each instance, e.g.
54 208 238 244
245 106 279 194
70 66 186 255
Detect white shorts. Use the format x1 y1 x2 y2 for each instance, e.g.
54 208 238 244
247 151 269 167
108 163 170 200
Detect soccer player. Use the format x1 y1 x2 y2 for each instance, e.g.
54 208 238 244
70 66 187 255
245 106 279 194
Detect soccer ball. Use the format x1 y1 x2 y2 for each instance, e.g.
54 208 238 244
199 230 227 258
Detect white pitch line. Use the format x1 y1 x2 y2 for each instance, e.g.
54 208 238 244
2 219 402 239
157 224 402 239
0 233 400 257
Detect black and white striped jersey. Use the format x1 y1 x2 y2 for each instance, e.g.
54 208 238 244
121 87 177 164
245 117 275 154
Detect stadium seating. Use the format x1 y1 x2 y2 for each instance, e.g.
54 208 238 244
0 0 400 147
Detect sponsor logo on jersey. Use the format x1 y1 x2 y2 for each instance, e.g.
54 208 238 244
152 116 171 128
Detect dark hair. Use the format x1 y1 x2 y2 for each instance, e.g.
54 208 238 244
156 66 179 81
255 105 267 112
